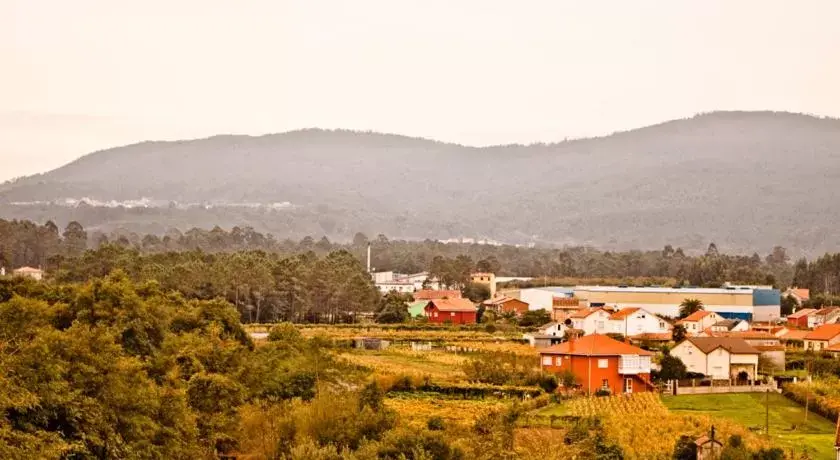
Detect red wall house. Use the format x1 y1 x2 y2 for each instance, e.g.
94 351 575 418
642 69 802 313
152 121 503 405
786 308 816 329
483 296 529 316
424 298 477 324
539 334 654 395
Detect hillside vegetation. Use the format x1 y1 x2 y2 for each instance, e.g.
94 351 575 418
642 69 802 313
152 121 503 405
2 111 840 254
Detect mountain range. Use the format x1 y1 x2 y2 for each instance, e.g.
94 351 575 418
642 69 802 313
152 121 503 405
2 111 839 256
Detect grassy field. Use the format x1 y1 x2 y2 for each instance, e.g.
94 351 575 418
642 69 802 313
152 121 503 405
663 393 836 460
339 347 469 382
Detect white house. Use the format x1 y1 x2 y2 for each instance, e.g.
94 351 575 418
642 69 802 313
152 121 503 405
670 337 760 380
375 281 414 294
679 310 725 335
12 266 43 281
524 322 568 348
708 319 750 333
607 307 672 337
569 308 612 335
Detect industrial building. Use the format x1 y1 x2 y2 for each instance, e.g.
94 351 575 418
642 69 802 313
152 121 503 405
573 285 781 322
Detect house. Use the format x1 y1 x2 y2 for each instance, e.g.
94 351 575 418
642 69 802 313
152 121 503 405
376 281 415 294
784 287 811 306
395 272 432 290
12 266 43 281
483 296 529 316
750 323 788 337
810 307 840 328
423 298 477 324
569 308 612 335
708 319 750 333
695 434 723 460
470 272 496 298
670 337 760 380
786 308 817 328
607 307 672 337
678 310 725 335
701 331 785 371
804 324 840 351
524 322 567 348
552 297 583 322
413 290 462 301
539 334 654 394
779 329 809 349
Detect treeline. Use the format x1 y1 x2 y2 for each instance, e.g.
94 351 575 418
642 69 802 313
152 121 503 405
4 218 836 292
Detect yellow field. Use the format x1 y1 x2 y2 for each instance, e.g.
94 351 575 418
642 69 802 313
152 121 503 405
339 348 469 382
386 395 510 428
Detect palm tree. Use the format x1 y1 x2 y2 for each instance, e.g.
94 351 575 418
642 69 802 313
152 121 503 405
679 298 704 318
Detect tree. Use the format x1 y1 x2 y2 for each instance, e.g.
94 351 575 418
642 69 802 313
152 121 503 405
672 435 697 460
62 221 88 257
476 256 501 274
518 310 551 327
780 294 797 316
376 292 411 323
672 324 688 343
679 298 703 318
658 355 687 381
462 282 491 303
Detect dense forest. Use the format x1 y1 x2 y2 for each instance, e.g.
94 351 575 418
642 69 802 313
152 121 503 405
5 218 840 309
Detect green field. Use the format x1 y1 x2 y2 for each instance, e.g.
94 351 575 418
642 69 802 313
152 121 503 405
663 393 836 460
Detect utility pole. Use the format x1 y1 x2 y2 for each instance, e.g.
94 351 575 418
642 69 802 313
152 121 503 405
804 360 811 423
765 388 769 436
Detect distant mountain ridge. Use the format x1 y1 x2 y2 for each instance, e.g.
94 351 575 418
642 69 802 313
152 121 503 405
2 111 840 256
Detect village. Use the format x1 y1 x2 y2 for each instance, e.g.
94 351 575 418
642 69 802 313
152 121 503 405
356 268 840 459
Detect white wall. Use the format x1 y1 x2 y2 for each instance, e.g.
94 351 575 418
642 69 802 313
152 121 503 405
519 288 555 311
572 310 612 335
608 310 672 336
671 341 708 375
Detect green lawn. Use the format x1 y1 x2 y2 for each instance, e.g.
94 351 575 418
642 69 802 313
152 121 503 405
663 393 836 460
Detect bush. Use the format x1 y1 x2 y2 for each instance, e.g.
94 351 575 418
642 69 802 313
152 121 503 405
426 416 445 431
484 323 497 333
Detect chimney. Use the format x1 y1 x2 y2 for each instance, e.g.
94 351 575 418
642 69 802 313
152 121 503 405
366 243 371 273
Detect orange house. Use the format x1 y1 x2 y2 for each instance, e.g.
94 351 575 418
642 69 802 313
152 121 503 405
539 334 654 395
482 296 529 316
424 298 477 324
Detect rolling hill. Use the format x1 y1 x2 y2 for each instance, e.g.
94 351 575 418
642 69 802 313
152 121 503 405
2 111 840 256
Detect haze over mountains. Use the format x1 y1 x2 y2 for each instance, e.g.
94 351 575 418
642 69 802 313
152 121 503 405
2 111 839 256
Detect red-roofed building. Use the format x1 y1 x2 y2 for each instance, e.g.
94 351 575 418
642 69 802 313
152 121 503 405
482 296 529 316
607 307 672 337
786 308 817 329
413 290 462 301
804 324 840 351
569 308 612 335
539 334 653 395
678 310 724 335
424 298 477 324
784 287 810 306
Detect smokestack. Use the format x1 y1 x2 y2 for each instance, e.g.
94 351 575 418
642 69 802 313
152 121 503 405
367 243 371 273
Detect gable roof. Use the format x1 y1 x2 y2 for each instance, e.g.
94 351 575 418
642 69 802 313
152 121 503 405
569 307 606 319
537 322 565 333
413 290 462 301
483 296 526 306
682 310 713 322
426 298 476 313
780 329 809 340
791 288 811 301
681 337 760 355
805 324 840 341
540 334 652 357
13 266 42 273
787 308 817 319
712 319 738 329
609 307 640 320
813 307 840 318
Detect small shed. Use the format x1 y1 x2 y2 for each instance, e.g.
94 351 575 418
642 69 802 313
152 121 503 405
694 431 723 460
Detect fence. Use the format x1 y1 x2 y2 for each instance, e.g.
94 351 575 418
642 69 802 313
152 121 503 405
670 379 778 395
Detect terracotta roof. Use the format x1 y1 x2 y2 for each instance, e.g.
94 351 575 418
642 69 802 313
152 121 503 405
482 296 526 306
707 331 779 340
413 290 462 301
792 288 811 301
813 307 840 317
540 334 653 357
553 297 580 307
630 332 672 342
754 345 785 352
425 298 476 313
682 310 713 322
780 330 809 340
787 308 817 319
805 324 840 341
569 307 605 319
609 307 640 320
682 337 760 355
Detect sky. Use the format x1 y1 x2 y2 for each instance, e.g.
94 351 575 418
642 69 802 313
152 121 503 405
2 0 840 181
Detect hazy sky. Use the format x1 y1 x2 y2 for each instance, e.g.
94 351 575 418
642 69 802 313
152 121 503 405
2 0 839 181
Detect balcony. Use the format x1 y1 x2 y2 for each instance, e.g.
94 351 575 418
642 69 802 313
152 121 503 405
618 355 651 374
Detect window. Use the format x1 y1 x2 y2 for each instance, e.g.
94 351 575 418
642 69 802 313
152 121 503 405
659 321 665 329
598 359 608 369
624 378 633 394
450 312 455 317
555 356 562 366
542 356 552 366
433 312 438 318
601 379 609 391
597 321 605 329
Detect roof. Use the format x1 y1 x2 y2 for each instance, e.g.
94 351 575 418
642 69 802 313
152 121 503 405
483 296 526 306
13 266 42 273
576 286 762 295
426 298 477 313
706 331 779 340
609 307 640 320
682 310 713 322
805 324 840 341
540 334 653 357
569 307 606 319
754 345 785 352
780 329 809 340
787 308 817 319
413 290 462 301
681 337 760 355
813 307 840 317
553 297 581 307
694 435 722 447
538 322 564 333
630 332 672 342
711 319 738 329
790 288 811 301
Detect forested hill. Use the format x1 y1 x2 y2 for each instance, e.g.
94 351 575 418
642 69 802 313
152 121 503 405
2 111 840 255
